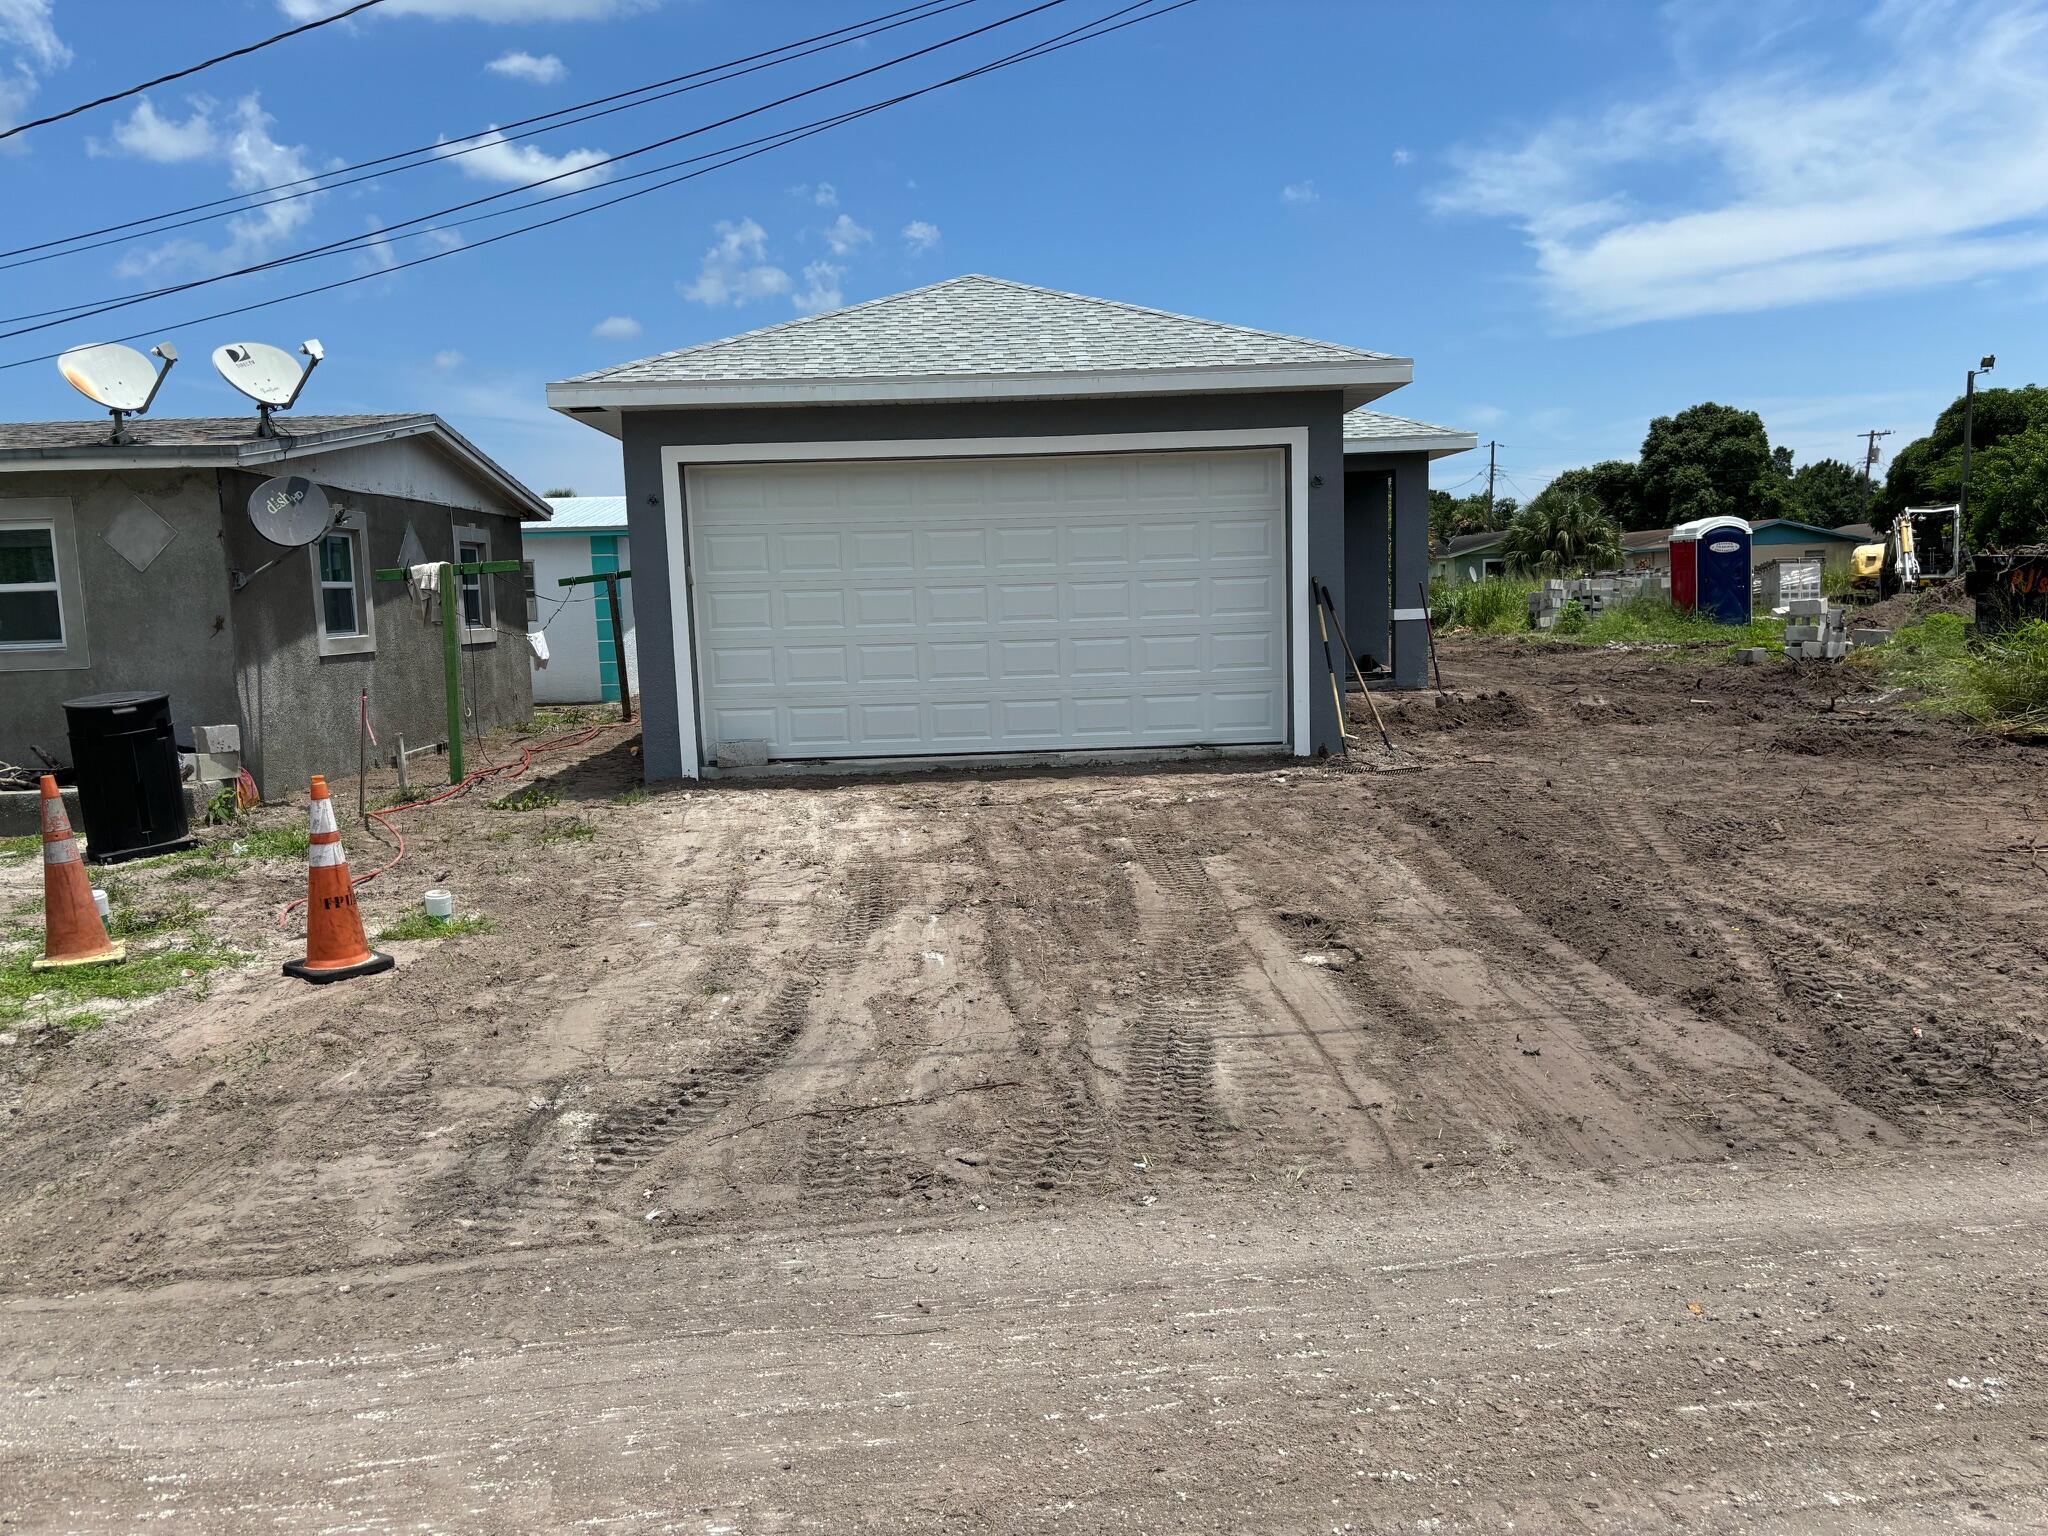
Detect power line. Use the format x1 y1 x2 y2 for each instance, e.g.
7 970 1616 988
0 0 1076 339
0 0 1196 372
0 0 975 271
0 1 389 144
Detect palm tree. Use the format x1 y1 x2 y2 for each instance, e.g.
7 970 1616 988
1499 490 1623 575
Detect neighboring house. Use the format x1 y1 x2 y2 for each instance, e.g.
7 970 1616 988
1343 410 1478 637
528 496 639 707
1624 520 1867 575
548 275 1472 779
1431 529 1511 585
0 413 548 794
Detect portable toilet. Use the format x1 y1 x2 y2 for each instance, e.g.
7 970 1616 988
1669 516 1753 623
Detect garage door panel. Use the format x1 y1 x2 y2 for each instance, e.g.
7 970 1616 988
688 449 1285 761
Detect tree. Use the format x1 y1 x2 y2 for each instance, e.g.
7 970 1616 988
1875 384 2048 548
1784 458 1868 528
1637 403 1788 528
1538 460 1644 530
543 485 578 497
1498 490 1623 575
1969 419 2048 548
1429 488 1513 547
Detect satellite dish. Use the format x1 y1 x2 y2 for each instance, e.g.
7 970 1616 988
57 341 178 443
212 338 322 434
247 475 333 548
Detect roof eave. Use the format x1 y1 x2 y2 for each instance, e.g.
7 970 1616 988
1344 431 1479 461
546 358 1414 424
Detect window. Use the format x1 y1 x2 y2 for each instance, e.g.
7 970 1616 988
453 523 496 646
0 498 88 672
0 525 63 649
523 559 538 627
309 504 375 657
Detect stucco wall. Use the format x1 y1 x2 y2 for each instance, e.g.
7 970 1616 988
612 391 1348 781
0 468 239 772
220 470 532 794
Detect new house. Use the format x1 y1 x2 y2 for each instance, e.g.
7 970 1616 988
0 413 548 793
528 495 639 708
548 275 1472 779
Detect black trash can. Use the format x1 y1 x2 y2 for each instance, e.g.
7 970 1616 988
62 691 197 864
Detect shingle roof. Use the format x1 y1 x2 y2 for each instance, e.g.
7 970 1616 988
1342 409 1470 444
0 412 551 520
0 413 420 451
562 274 1403 389
536 495 629 531
1441 530 1509 556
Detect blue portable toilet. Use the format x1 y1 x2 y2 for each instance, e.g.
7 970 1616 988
1673 516 1753 624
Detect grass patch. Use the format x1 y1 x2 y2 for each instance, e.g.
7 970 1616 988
613 787 648 806
521 704 613 733
228 826 310 860
538 818 598 844
0 833 40 862
0 940 241 1024
1430 576 1539 634
1856 615 2048 735
1550 595 1787 652
107 892 204 940
491 785 558 813
376 910 494 942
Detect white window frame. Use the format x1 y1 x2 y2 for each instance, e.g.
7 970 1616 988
0 497 90 672
309 504 375 658
453 522 497 646
659 429 1311 781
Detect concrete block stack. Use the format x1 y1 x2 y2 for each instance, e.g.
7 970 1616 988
1527 572 1667 630
1781 598 1849 660
181 723 242 786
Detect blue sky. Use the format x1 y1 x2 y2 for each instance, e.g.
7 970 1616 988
0 0 2039 501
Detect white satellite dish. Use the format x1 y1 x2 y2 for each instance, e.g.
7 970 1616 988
57 341 177 443
211 338 322 434
247 475 333 548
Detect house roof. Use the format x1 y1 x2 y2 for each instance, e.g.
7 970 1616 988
1343 409 1478 460
1621 527 1674 549
1751 518 1871 541
533 495 629 532
1439 529 1509 557
0 412 551 520
548 274 1412 429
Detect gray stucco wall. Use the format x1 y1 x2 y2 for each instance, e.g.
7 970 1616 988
1344 451 1433 690
0 468 240 772
220 469 531 794
611 391 1349 781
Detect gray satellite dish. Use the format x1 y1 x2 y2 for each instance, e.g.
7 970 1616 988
247 475 333 548
58 340 178 443
212 338 322 435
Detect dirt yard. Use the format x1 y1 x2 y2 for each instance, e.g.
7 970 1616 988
2 638 2045 1532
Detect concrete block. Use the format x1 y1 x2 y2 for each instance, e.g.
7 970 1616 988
1784 625 1821 644
190 749 240 784
191 723 240 753
1787 597 1827 617
1851 627 1892 647
1738 647 1771 665
715 739 771 768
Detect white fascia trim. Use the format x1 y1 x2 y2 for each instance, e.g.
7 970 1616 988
1344 433 1480 459
554 360 1409 413
659 428 1315 782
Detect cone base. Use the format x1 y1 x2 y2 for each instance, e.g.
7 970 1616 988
283 950 395 985
32 940 126 971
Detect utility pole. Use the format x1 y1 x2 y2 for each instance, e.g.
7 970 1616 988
1958 355 1995 577
1484 440 1499 524
1859 428 1892 514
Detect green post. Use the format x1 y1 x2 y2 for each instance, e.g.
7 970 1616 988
442 560 463 783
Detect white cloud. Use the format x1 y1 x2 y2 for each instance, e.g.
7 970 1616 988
486 50 566 84
592 314 642 339
789 181 838 207
681 218 789 306
434 127 608 190
357 215 399 273
116 95 320 276
1391 147 1412 167
280 0 648 19
434 349 465 369
792 260 845 314
821 212 871 256
1435 0 2048 329
93 96 219 162
1281 180 1318 205
0 0 69 136
901 219 940 254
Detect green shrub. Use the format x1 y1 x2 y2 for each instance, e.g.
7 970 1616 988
1852 614 2048 734
1964 619 2048 732
1431 576 1537 634
491 785 558 813
1553 599 1588 636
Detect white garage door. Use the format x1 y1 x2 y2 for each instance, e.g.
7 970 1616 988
685 449 1287 762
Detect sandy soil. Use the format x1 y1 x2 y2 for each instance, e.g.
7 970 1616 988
2 637 2044 1532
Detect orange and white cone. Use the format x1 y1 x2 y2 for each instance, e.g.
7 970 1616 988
31 775 124 971
282 775 393 985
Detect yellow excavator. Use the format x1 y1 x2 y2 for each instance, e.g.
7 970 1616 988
1849 507 1961 598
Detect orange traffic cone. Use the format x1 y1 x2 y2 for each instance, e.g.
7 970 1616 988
282 775 393 985
32 775 124 971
